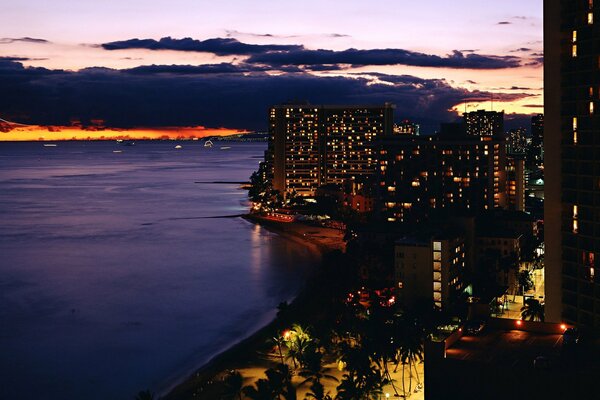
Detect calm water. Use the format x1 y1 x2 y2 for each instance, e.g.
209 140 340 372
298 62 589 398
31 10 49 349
0 141 317 400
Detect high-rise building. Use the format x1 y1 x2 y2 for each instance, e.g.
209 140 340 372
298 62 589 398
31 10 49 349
506 155 526 211
545 0 600 328
395 231 466 309
464 110 504 136
531 114 544 148
268 104 394 197
394 119 420 135
377 130 507 223
506 127 528 155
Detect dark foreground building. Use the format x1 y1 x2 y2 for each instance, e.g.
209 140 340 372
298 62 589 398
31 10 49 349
545 0 600 330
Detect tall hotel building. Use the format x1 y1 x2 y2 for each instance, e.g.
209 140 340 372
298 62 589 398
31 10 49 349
268 104 394 197
464 110 504 136
546 0 600 328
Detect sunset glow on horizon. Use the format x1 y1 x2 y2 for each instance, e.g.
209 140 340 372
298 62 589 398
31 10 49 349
0 125 246 141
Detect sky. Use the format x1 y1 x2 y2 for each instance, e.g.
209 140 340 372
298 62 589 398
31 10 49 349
0 0 543 139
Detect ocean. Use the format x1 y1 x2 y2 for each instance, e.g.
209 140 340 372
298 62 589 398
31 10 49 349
0 141 317 399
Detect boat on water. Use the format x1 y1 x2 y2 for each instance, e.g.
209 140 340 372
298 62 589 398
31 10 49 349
112 150 123 153
175 144 183 149
43 143 57 147
220 146 231 150
204 140 213 148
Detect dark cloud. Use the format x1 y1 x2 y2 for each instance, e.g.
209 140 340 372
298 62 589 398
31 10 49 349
465 80 478 84
0 37 50 44
497 21 512 25
510 47 532 52
0 60 532 133
102 36 303 55
102 36 522 70
247 49 522 69
523 104 544 108
122 63 273 75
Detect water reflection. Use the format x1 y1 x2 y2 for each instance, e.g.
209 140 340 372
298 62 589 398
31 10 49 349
0 141 316 400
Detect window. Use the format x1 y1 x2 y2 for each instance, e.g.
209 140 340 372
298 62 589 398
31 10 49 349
573 117 578 130
573 45 578 57
591 101 595 115
590 12 595 24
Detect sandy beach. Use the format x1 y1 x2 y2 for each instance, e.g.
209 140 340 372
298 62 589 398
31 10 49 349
163 215 346 399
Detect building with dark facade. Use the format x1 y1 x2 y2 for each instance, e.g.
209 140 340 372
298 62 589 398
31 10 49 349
545 0 600 329
268 104 394 197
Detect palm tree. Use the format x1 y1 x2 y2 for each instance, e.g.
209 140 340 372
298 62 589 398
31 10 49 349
243 378 276 400
244 364 296 400
134 390 155 400
283 324 313 369
305 380 332 400
223 370 244 400
299 345 338 391
335 373 365 400
395 319 424 398
521 298 545 321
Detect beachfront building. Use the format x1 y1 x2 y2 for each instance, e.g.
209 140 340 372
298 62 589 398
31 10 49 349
268 104 395 197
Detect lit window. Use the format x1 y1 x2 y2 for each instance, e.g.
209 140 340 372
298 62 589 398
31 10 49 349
573 30 578 43
573 117 578 130
591 101 595 115
573 45 578 57
573 205 578 218
574 131 578 144
573 220 579 234
589 12 594 24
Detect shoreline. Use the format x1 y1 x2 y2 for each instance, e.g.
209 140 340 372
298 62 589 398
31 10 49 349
163 214 345 399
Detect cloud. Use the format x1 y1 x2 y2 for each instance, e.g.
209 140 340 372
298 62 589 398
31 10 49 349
102 36 303 55
497 21 512 25
225 30 350 39
0 37 50 44
247 48 522 69
122 63 273 75
0 60 533 133
510 47 532 52
101 36 523 70
522 104 544 108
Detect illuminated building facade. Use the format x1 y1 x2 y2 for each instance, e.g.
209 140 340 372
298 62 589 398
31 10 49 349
395 232 466 309
546 0 600 329
530 114 544 164
268 104 394 197
393 119 420 135
506 155 525 211
464 110 504 136
377 131 507 223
